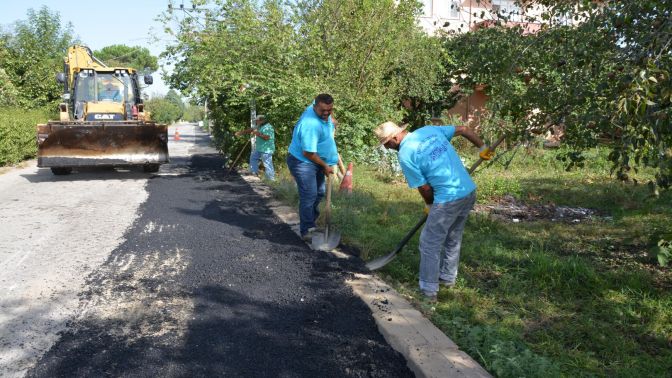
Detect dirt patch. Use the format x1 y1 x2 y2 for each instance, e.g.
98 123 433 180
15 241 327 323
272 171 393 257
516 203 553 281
475 194 605 223
78 247 193 347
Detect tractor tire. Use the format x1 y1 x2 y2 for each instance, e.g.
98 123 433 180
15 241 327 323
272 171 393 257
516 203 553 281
51 167 72 175
143 164 160 173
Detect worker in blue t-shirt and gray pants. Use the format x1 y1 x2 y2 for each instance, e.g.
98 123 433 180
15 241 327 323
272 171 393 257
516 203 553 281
374 121 494 302
287 94 339 242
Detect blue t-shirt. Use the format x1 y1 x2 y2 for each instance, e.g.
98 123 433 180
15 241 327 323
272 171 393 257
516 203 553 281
398 125 476 203
288 105 338 166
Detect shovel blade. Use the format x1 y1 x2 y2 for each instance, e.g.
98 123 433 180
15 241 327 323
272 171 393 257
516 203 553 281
365 251 398 271
311 230 341 251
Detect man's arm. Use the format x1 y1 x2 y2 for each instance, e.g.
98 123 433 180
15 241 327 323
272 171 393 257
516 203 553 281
453 125 496 160
236 128 267 139
302 151 334 175
256 131 270 141
234 128 254 137
453 126 485 148
417 184 434 205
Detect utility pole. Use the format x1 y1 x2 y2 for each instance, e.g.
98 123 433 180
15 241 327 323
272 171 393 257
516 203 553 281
250 98 257 150
167 1 206 28
203 97 208 133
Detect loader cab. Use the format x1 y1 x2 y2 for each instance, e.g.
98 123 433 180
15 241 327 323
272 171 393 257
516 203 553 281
70 70 142 121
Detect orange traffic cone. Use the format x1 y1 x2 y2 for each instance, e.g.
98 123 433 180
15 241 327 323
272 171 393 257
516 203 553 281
174 129 181 141
339 162 353 194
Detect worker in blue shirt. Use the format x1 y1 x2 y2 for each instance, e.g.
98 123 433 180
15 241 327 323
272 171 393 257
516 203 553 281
287 94 339 241
374 121 494 301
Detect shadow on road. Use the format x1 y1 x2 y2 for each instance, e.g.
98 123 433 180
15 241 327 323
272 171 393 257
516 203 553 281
20 167 155 183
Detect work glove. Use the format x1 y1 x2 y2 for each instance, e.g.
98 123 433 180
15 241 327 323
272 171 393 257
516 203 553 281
479 145 494 161
423 205 431 216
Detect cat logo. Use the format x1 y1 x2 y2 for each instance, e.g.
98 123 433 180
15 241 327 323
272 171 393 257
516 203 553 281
94 114 115 120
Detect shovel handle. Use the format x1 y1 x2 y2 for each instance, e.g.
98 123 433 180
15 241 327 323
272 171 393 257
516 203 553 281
467 134 507 174
337 155 346 178
393 214 428 255
229 139 251 172
324 172 333 240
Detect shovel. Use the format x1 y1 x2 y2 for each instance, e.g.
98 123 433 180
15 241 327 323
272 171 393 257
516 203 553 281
228 140 250 173
312 172 341 251
366 134 506 271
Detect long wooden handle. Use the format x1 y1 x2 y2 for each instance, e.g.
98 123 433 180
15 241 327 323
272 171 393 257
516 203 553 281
324 173 333 240
467 134 507 174
337 155 346 177
229 140 250 172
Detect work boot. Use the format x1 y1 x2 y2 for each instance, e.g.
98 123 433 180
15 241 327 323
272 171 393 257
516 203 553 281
439 279 456 288
420 290 438 303
301 228 316 242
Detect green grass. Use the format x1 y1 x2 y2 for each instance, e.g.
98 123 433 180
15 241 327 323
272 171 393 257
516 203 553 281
0 107 53 166
269 146 672 377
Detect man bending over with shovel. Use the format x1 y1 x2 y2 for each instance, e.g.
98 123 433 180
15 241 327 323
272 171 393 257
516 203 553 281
374 121 494 301
287 94 339 242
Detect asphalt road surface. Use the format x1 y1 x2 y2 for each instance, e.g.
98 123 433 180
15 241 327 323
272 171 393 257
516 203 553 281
1 123 412 377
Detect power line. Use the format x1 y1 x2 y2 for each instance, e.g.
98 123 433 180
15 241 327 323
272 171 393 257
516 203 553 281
167 1 208 28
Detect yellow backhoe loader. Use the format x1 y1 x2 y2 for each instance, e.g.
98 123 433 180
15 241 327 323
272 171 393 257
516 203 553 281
37 45 169 175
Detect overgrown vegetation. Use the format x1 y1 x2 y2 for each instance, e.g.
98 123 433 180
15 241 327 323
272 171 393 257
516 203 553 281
442 0 672 189
270 146 672 377
0 6 75 109
163 0 671 190
160 0 441 162
0 108 52 166
146 89 186 124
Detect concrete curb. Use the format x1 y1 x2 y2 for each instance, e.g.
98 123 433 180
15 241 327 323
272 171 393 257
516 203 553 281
238 172 491 378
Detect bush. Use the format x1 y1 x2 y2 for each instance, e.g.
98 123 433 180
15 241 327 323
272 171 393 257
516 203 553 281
145 97 181 124
0 107 52 166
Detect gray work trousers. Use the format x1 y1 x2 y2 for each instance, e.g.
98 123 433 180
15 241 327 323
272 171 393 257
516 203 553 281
418 191 476 295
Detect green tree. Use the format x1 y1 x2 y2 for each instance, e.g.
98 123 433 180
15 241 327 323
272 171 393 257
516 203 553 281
165 89 185 120
440 0 672 189
160 0 441 160
0 68 20 107
183 103 204 122
1 6 75 108
0 36 19 106
93 44 159 73
146 96 181 124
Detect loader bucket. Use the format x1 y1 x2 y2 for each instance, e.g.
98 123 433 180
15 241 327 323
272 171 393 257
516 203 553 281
37 121 169 168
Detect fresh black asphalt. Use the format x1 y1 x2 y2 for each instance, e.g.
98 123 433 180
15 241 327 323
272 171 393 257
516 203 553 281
27 154 413 377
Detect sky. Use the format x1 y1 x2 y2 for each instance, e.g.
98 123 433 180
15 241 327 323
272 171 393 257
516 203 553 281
0 0 185 97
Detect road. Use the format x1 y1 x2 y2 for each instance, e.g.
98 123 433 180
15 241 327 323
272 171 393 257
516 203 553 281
0 123 412 377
